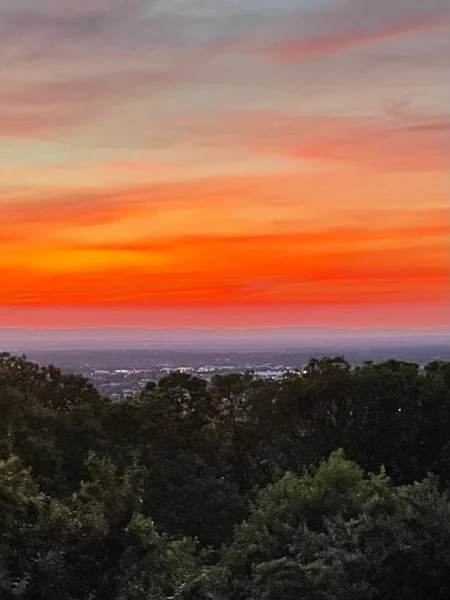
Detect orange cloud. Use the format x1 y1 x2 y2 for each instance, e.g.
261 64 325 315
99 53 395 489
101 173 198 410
0 1 447 331
1 216 447 309
1 170 446 261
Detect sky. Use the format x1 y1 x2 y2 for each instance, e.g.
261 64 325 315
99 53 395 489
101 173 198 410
0 0 449 331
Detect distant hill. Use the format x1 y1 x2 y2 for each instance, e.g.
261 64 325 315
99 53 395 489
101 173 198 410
1 326 449 351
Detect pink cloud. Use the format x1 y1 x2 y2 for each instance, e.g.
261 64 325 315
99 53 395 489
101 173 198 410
189 108 450 172
0 64 195 140
264 0 450 62
268 13 448 62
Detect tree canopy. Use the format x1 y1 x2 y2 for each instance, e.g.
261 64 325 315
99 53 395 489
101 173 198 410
1 352 450 599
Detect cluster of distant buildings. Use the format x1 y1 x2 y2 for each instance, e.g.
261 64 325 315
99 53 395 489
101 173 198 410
90 363 299 399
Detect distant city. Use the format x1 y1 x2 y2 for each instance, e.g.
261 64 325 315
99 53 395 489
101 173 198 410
5 341 449 400
60 355 301 399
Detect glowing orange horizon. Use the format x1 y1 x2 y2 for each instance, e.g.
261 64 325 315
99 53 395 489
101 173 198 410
0 0 449 330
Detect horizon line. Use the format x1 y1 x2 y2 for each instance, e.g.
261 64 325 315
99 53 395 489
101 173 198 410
0 326 449 336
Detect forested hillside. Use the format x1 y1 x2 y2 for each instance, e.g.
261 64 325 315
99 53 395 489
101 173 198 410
1 352 450 599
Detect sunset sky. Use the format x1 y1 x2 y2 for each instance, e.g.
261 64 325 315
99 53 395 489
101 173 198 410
0 0 449 330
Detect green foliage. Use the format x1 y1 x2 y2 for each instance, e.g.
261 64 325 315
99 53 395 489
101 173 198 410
183 453 450 600
0 453 197 600
2 352 450 599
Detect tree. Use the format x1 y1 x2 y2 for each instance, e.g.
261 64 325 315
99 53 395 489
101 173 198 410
210 373 280 494
181 451 450 600
0 453 198 600
102 373 248 547
3 352 450 599
0 353 107 495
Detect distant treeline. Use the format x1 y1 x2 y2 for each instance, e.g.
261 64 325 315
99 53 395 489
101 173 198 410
1 351 450 599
